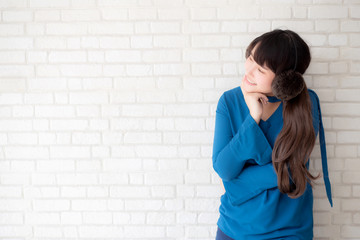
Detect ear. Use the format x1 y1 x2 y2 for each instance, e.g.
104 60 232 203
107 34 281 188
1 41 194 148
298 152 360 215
271 70 305 101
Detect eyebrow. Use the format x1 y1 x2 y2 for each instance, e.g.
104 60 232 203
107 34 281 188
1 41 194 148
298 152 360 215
250 53 270 71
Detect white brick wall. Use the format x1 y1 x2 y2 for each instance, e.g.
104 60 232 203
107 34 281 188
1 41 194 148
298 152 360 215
0 0 359 239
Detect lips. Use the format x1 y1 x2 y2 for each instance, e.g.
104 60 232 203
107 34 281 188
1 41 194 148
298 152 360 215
245 75 256 85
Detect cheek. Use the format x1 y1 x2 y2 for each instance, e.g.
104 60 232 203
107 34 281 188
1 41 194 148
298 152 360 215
259 75 275 90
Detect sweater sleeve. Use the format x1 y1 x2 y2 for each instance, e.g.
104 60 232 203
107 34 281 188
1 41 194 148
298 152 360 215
212 94 273 181
224 163 278 205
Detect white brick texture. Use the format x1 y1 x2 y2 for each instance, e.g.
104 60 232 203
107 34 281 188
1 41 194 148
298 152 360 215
0 1 358 239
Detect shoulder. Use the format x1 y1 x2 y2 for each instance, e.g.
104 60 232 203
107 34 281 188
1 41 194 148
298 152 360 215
216 86 243 113
307 88 321 113
307 88 321 134
217 86 242 106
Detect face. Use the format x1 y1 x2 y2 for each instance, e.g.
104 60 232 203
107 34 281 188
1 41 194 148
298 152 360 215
242 47 276 96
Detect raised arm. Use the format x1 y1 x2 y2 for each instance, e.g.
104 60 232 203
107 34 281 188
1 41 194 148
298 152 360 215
212 94 273 181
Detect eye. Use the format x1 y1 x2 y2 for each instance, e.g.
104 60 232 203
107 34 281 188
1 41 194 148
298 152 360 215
258 68 265 73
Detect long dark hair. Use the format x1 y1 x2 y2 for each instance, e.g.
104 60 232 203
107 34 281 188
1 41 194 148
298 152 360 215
246 29 318 198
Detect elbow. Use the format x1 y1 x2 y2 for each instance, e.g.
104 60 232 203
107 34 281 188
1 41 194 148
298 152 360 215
212 157 237 181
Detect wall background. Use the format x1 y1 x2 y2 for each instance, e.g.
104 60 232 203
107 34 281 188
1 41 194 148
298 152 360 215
0 0 359 239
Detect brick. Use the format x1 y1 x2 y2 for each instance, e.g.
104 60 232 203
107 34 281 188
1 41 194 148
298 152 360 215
50 120 88 131
350 33 360 47
101 8 128 20
0 0 27 8
5 147 48 159
26 23 45 35
46 23 87 35
0 51 25 63
0 65 34 78
103 158 141 171
33 199 70 211
145 171 182 185
35 37 67 49
76 105 100 117
83 212 112 224
122 104 162 117
72 200 107 211
72 132 101 145
158 8 188 19
124 132 161 144
35 10 60 21
0 213 23 224
312 47 339 60
343 172 360 184
124 226 165 238
79 226 124 238
0 37 33 49
151 186 175 197
329 62 348 74
136 145 177 158
341 48 360 60
338 131 360 143
0 226 32 237
125 199 162 211
336 89 360 101
60 64 102 77
342 226 360 238
190 8 216 20
103 65 126 76
2 11 33 22
315 20 339 32
35 106 75 118
314 225 340 238
154 35 188 48
309 6 348 19
261 6 291 18
143 50 181 62
0 78 26 92
8 133 37 145
49 51 86 63
128 8 157 20
151 22 181 33
61 187 86 198
137 90 176 103
183 49 218 62
105 50 141 62
25 213 60 225
88 23 133 35
50 146 90 159
0 24 24 36
69 92 108 104
61 9 100 21
110 186 150 198
341 20 360 32
192 35 230 48
131 36 153 48
61 212 82 225
154 63 189 76
30 0 70 8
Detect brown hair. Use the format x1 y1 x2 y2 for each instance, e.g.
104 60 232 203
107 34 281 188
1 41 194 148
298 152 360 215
246 29 319 198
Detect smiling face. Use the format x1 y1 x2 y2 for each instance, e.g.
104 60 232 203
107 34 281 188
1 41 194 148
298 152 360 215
242 46 276 96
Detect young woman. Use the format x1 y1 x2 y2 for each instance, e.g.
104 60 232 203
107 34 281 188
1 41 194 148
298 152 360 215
212 29 332 239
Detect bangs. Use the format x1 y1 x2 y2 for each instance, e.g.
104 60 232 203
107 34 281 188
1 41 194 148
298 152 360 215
246 31 296 75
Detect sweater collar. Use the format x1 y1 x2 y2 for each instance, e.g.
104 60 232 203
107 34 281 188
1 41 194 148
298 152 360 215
267 95 282 103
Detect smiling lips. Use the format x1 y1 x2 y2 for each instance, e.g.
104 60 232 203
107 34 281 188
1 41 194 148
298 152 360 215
245 75 257 86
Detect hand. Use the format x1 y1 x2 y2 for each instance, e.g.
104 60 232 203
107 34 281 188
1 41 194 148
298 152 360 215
240 79 268 124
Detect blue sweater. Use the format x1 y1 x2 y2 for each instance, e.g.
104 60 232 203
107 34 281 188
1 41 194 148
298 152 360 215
212 86 332 240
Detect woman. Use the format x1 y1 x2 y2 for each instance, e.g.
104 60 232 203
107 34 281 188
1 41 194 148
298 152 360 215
212 29 332 239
